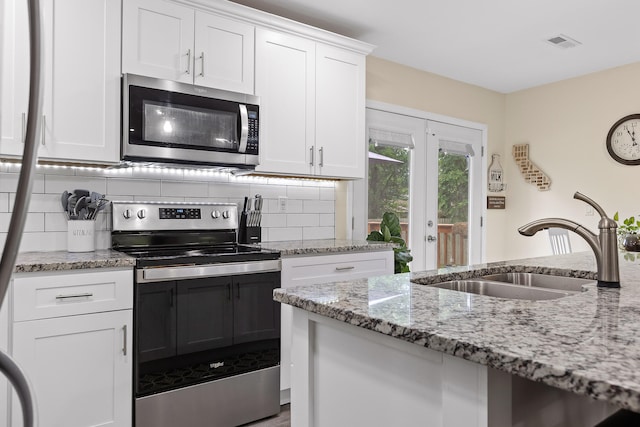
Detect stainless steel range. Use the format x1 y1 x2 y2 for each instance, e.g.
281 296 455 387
111 201 281 427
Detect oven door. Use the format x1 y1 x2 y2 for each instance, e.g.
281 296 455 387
122 74 260 167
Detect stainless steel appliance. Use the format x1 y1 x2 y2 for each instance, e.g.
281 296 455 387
111 201 281 427
122 74 260 169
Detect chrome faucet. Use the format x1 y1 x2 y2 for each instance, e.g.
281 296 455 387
518 192 620 288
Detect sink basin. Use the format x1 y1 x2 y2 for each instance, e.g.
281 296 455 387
430 280 576 301
482 273 594 292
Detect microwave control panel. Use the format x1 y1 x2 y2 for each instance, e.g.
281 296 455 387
247 109 259 154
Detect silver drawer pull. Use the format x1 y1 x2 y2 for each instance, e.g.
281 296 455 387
122 325 127 356
335 266 355 271
55 292 93 300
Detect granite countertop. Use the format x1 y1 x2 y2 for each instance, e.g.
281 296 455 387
274 251 640 412
260 239 395 256
14 249 136 273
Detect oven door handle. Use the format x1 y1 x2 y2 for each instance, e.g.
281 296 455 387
138 259 281 283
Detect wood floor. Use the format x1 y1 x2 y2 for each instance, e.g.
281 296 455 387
242 404 291 427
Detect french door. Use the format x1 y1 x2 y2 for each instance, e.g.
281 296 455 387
363 107 484 271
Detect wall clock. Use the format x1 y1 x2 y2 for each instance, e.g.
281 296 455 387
606 114 640 165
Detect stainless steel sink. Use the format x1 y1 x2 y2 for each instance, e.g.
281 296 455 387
430 279 577 301
482 272 594 292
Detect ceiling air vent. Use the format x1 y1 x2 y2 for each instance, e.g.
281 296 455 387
546 34 582 49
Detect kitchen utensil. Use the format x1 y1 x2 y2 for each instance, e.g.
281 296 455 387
73 189 90 198
74 196 87 218
61 191 70 218
67 195 78 220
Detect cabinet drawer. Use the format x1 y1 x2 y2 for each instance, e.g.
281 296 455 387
282 251 394 288
13 268 133 321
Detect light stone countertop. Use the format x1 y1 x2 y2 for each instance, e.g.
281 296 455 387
260 239 395 256
13 249 136 273
274 251 640 412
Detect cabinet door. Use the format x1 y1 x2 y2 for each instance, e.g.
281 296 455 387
194 11 254 93
0 287 9 426
176 277 233 355
255 28 316 176
12 310 132 427
233 272 280 344
39 0 121 163
137 281 176 363
0 0 29 157
122 0 194 84
315 44 366 178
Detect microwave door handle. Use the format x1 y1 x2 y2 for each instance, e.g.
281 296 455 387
238 104 248 153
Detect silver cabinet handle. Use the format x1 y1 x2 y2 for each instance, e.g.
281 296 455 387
122 325 127 355
21 113 26 143
55 292 93 300
186 49 191 75
319 146 324 167
41 115 45 145
309 146 314 166
335 266 355 271
199 52 204 77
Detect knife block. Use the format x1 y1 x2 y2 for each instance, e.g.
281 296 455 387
238 212 261 244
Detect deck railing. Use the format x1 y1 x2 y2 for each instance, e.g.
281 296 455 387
367 220 468 267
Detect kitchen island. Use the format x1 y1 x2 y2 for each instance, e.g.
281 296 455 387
274 251 640 426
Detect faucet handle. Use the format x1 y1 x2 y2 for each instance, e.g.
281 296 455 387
574 192 609 219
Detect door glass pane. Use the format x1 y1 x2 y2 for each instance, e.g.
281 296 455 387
437 150 469 267
367 142 410 244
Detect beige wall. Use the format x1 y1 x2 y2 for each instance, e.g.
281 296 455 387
504 62 640 259
366 56 508 261
366 57 640 262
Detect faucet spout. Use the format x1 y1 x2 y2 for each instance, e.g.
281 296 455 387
517 193 620 288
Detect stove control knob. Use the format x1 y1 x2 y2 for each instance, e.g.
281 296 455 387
211 210 221 219
137 209 146 219
123 209 132 219
222 211 230 219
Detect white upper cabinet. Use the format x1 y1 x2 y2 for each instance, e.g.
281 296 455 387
315 44 366 178
255 28 367 179
123 0 255 93
0 0 30 157
194 12 254 93
1 0 121 164
122 0 195 84
41 0 121 163
254 28 316 176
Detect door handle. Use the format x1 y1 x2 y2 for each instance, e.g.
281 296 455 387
122 325 127 356
427 235 437 242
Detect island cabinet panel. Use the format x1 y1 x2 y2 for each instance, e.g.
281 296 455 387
9 268 133 427
289 309 616 427
279 250 394 403
0 289 9 426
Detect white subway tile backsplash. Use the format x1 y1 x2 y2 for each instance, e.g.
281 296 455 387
303 227 334 240
319 213 335 227
303 200 334 214
0 171 336 252
286 186 320 200
108 178 161 196
0 194 8 212
161 180 209 198
286 213 319 227
45 174 107 195
0 172 45 193
267 227 303 241
0 212 44 233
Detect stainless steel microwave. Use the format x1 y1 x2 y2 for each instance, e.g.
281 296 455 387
122 74 260 168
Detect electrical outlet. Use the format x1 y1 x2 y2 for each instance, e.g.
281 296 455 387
278 196 287 212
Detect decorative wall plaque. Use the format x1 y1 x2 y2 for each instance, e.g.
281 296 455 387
487 196 506 209
512 144 551 191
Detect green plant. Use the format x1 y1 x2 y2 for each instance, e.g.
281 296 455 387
366 212 413 273
613 212 640 235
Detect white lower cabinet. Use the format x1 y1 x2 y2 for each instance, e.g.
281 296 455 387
279 250 394 402
9 268 133 427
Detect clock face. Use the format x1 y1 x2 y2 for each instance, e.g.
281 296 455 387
607 114 640 165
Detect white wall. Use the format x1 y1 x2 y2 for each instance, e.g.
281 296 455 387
503 62 640 259
0 163 336 252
